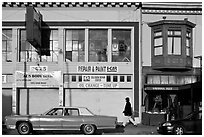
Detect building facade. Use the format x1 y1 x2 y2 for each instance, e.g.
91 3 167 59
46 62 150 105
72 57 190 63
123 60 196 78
2 2 202 124
2 2 141 123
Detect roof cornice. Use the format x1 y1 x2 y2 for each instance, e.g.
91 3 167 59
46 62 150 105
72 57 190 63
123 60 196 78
2 2 140 8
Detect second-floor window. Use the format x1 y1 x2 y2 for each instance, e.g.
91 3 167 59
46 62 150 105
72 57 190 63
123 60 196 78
89 29 108 62
19 30 39 62
65 29 85 62
168 30 181 55
41 29 59 62
2 29 12 62
19 29 58 62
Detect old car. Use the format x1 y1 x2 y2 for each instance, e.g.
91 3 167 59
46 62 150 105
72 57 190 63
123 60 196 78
4 106 118 135
157 110 202 135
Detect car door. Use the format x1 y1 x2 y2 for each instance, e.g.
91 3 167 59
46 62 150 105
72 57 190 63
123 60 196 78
39 108 63 130
62 108 83 130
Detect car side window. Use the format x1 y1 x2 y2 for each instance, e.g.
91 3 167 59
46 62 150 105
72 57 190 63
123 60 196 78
46 108 63 116
64 108 79 116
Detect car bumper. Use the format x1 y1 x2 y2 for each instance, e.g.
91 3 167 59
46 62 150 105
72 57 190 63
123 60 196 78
157 126 174 134
6 124 16 130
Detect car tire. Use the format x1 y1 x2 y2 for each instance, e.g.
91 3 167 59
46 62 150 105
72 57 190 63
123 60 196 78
173 125 185 135
17 122 32 135
82 124 96 135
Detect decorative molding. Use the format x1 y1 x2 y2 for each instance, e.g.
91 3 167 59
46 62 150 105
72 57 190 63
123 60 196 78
2 2 201 15
142 9 202 15
2 2 140 8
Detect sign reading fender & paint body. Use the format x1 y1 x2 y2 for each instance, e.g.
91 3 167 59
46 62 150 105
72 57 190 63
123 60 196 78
15 71 61 88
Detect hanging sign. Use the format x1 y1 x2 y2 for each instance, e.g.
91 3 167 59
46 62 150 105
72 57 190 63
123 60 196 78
15 71 61 88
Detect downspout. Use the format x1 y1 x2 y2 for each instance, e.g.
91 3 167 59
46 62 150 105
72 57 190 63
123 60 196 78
139 2 143 123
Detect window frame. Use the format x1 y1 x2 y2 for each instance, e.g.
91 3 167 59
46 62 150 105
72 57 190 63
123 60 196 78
2 29 12 62
167 29 182 55
63 26 134 63
153 29 163 56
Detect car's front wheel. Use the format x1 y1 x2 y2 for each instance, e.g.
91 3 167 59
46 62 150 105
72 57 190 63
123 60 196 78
82 124 96 135
173 125 185 135
17 122 32 135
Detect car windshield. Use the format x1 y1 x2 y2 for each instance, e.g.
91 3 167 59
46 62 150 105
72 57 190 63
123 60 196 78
79 108 95 116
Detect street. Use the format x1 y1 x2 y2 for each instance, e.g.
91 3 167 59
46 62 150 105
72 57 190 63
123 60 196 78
2 124 159 135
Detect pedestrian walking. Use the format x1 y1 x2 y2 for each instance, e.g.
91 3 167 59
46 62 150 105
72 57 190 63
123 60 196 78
122 97 137 127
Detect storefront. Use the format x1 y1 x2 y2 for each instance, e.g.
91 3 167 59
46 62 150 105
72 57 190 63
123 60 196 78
63 64 136 122
143 81 201 126
15 70 61 115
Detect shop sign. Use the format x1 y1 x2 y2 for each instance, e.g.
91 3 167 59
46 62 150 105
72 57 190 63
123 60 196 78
78 83 119 88
77 65 118 73
145 87 179 91
30 66 48 72
2 75 6 83
82 75 106 82
15 71 61 88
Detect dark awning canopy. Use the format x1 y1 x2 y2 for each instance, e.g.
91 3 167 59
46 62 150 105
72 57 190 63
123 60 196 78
144 81 201 92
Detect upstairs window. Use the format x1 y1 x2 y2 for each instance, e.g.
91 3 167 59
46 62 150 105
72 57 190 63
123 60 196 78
65 29 85 62
186 30 191 56
167 30 181 55
112 29 131 62
88 29 108 62
2 29 12 62
41 29 59 62
19 29 39 62
153 30 163 56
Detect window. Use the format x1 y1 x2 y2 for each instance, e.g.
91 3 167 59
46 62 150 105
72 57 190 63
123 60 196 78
2 29 12 62
146 75 198 85
65 108 79 116
153 30 163 56
65 30 85 62
46 108 63 116
112 29 131 62
41 29 58 62
186 30 191 56
168 30 181 55
19 30 39 62
89 29 108 62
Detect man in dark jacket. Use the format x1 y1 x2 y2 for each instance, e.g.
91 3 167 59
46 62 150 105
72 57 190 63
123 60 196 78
122 97 137 127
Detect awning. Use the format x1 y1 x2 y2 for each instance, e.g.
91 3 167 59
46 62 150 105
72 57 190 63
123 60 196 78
144 83 195 91
144 81 202 91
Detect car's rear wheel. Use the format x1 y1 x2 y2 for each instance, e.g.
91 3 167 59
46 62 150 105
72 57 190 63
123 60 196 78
173 125 185 135
17 122 32 135
82 124 96 135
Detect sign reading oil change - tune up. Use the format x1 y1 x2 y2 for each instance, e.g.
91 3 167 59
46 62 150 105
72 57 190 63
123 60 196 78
15 71 61 88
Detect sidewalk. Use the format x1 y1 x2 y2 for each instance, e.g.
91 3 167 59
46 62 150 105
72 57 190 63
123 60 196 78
104 124 159 135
